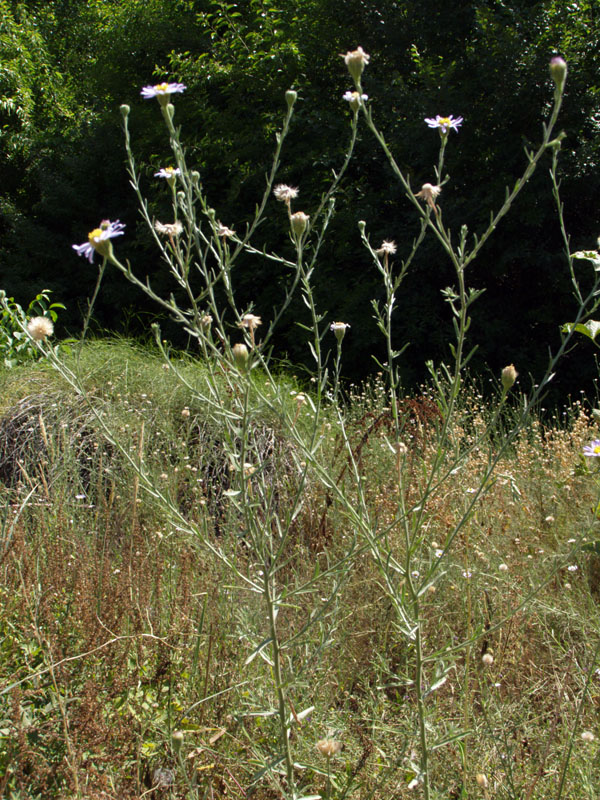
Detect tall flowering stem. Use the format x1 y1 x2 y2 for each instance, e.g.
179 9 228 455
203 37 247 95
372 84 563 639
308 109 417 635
349 52 573 800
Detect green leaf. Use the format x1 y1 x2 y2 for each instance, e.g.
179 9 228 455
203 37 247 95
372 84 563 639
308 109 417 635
572 250 600 271
562 321 600 341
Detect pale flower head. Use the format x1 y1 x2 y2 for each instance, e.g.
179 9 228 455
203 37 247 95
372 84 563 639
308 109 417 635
217 223 235 238
376 240 397 256
482 653 494 667
424 115 463 135
273 184 299 204
416 183 442 211
141 82 186 105
343 90 368 112
316 739 342 758
330 321 350 342
342 47 370 84
27 316 54 341
583 440 600 457
154 166 181 180
581 730 595 743
73 219 125 263
154 220 183 237
239 314 262 333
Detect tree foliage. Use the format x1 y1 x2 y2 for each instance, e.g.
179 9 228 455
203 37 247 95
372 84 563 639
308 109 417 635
1 0 599 398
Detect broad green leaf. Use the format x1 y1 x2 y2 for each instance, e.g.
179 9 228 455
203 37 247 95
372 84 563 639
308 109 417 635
562 321 600 341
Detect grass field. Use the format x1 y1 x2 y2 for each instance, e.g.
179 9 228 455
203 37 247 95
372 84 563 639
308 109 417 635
1 339 600 799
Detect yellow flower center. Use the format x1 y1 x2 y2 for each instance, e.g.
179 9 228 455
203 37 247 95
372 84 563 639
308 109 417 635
439 117 452 127
594 445 600 454
88 228 103 243
154 82 170 93
164 167 176 175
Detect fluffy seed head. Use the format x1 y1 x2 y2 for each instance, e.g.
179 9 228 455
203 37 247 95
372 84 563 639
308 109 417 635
316 739 342 758
27 316 54 341
273 184 299 203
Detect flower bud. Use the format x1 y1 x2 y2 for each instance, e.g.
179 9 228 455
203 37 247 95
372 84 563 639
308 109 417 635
120 104 130 118
501 364 518 391
330 321 350 342
475 773 488 789
342 47 370 85
285 89 297 110
233 342 249 369
549 56 567 91
290 211 309 238
172 730 184 753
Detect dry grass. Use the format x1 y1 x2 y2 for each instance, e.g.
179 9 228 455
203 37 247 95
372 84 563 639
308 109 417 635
1 342 600 799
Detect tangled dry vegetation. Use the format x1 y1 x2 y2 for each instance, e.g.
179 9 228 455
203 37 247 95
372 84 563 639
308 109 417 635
1 341 600 799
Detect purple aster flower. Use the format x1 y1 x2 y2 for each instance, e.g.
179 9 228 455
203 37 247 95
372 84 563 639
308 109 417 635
583 440 600 457
73 220 125 263
141 82 186 101
424 115 464 134
154 166 181 180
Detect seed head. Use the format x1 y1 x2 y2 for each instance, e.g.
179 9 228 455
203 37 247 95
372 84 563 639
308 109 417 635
416 183 442 211
273 184 299 204
239 314 262 333
376 240 397 256
27 316 54 341
316 739 342 758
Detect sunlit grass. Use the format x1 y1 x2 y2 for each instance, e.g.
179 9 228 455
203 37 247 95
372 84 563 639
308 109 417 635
1 339 600 799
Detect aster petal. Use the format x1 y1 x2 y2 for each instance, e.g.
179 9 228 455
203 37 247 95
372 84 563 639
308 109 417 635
72 242 95 263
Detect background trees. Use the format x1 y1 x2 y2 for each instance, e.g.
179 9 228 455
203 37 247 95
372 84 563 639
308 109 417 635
1 0 599 400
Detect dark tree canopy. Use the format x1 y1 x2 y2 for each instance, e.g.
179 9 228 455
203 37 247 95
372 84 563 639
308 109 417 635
1 0 599 401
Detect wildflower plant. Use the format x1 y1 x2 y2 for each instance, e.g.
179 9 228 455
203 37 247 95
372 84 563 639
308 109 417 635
0 288 65 367
31 47 600 800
